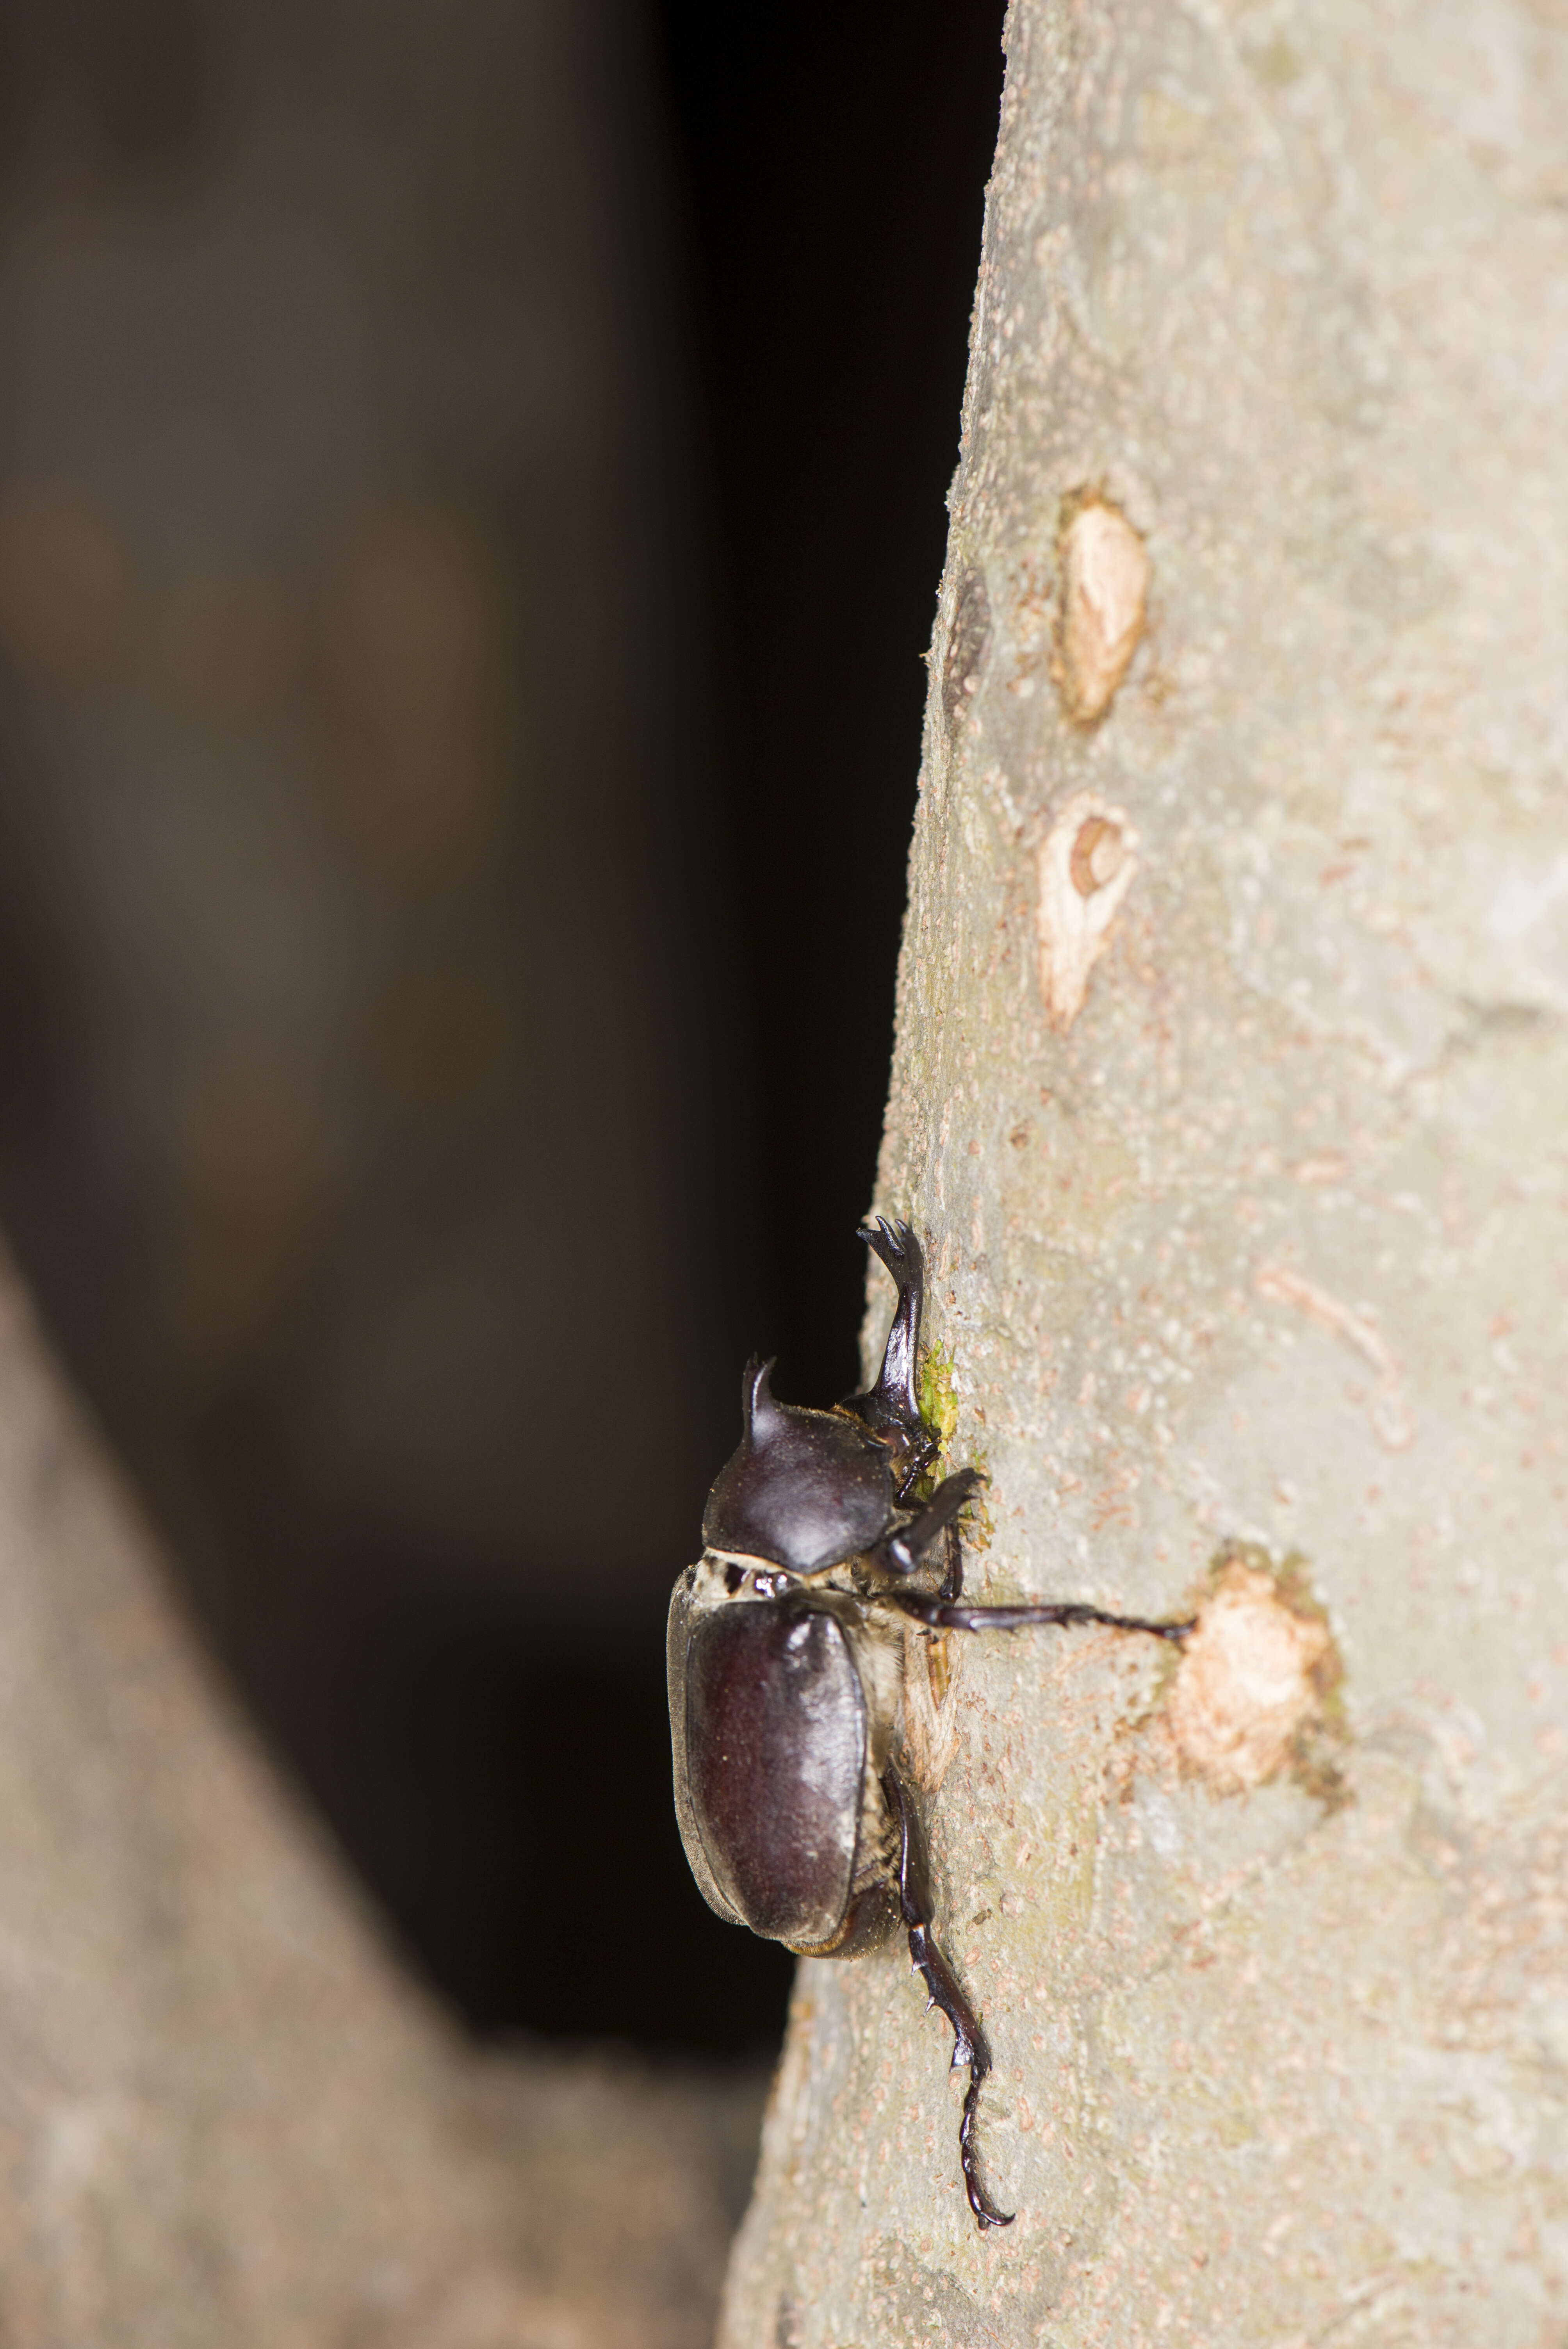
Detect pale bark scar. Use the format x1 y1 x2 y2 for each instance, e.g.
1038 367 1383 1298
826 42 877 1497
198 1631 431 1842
1056 496 1149 725
1035 790 1139 1029
900 1621 962 1793
1165 1556 1341 1796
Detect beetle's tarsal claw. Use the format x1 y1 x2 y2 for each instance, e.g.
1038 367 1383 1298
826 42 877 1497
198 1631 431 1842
960 2071 1015 2231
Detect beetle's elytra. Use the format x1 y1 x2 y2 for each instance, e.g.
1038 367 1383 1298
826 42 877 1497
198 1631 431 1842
685 1602 863 1946
667 1219 1191 2228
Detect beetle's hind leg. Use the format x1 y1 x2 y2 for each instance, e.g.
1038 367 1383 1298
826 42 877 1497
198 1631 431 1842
880 1766 1013 2231
841 1219 938 1492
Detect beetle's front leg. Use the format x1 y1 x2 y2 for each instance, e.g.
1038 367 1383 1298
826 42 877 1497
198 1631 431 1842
841 1219 938 1493
868 1467 982 1580
879 1766 1013 2231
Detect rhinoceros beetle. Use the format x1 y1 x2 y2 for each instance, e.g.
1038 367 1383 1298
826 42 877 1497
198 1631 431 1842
667 1219 1190 2228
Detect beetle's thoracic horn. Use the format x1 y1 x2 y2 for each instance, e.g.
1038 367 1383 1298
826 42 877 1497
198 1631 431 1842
741 1354 782 1441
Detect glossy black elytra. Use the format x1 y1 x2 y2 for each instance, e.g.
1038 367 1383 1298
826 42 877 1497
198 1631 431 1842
667 1219 1191 2228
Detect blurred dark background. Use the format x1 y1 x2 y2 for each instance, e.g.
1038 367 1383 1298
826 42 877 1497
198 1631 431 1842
0 0 1004 2053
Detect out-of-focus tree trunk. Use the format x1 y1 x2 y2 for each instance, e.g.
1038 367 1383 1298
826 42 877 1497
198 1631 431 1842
723 0 1568 2339
0 1247 758 2347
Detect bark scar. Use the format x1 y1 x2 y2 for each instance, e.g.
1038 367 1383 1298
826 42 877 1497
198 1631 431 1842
1164 1550 1344 1800
1056 495 1149 725
1035 791 1139 1029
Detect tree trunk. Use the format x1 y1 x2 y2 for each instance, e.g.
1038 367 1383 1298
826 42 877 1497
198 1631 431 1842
0 1246 759 2347
722 0 1568 2339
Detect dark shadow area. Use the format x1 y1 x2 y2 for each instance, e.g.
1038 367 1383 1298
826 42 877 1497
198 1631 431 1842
283 1564 795 2050
0 0 1005 2054
654 0 1010 1404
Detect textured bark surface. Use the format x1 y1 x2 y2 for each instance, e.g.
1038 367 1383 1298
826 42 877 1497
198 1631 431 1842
0 1251 761 2347
722 0 1568 2340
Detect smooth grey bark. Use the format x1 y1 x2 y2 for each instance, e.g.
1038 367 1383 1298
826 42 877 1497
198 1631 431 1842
0 1246 759 2347
722 0 1568 2341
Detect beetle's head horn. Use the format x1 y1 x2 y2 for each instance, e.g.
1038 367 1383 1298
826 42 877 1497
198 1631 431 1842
741 1354 783 1443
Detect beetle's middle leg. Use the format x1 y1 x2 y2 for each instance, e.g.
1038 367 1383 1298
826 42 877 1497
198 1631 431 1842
893 1589 1194 1641
871 1471 1192 1640
879 1766 1012 2231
